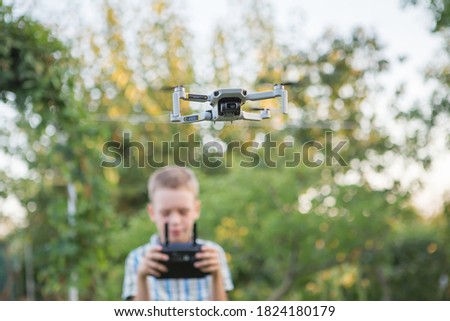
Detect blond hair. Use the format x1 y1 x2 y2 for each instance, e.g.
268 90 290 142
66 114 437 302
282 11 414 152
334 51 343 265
148 166 199 201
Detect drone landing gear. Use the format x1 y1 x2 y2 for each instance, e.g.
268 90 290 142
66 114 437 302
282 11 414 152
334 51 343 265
240 109 271 121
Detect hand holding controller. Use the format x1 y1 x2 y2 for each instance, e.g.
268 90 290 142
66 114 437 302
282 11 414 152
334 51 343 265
156 223 210 279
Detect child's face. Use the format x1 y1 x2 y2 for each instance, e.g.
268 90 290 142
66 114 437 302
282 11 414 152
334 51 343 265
148 188 200 244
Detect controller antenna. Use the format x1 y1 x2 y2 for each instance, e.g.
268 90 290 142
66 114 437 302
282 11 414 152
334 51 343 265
193 222 197 246
164 223 169 246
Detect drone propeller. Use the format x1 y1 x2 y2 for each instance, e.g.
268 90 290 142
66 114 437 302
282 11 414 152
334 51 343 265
159 84 191 91
147 85 183 92
159 85 180 91
256 81 306 88
93 113 170 125
148 83 199 92
277 81 298 86
248 106 270 111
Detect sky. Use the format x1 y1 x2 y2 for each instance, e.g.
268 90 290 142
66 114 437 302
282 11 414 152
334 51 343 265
184 0 442 100
1 0 449 224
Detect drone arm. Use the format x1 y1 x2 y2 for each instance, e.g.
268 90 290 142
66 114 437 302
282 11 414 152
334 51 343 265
181 93 211 103
172 86 209 119
171 111 212 123
246 91 279 101
280 90 288 114
172 88 187 117
247 89 288 114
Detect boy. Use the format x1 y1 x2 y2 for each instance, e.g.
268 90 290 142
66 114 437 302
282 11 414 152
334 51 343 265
122 166 233 300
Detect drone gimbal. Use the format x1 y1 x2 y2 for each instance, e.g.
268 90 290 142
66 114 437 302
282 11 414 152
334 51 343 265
170 84 288 123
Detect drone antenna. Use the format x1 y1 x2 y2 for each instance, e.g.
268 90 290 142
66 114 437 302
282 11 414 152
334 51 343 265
193 222 197 245
164 223 169 246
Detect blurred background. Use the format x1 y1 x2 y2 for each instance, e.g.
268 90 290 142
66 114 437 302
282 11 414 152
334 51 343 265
0 0 449 300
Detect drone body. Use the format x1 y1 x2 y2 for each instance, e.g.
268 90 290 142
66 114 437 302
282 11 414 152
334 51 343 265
170 84 288 123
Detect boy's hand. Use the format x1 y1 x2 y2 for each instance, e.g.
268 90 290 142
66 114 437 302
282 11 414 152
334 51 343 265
194 246 221 276
137 245 169 278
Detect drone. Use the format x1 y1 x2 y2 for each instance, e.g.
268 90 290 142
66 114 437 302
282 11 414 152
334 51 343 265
169 84 288 123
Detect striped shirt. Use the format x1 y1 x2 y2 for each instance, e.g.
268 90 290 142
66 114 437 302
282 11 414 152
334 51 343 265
122 235 233 300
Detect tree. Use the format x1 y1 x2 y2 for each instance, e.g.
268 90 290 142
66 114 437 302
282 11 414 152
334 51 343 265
1 1 118 299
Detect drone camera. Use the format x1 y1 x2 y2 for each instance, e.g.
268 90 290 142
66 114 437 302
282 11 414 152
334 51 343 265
219 98 241 116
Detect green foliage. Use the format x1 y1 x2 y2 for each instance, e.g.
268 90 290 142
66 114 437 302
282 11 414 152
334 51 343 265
398 0 450 165
388 235 446 300
1 1 119 300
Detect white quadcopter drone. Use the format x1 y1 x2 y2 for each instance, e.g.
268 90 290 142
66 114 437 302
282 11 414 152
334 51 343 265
170 84 288 123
